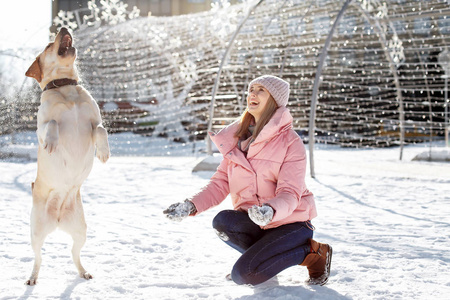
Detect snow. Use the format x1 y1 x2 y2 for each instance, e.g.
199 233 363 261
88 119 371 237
1 139 450 299
413 149 450 162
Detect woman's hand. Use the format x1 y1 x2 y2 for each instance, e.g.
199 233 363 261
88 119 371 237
248 205 274 226
163 200 197 221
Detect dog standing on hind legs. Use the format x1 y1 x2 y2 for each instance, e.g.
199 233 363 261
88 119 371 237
24 27 110 285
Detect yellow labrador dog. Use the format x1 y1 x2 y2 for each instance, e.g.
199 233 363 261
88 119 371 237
24 27 110 285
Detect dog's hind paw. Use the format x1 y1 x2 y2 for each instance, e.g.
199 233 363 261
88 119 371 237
81 272 93 280
25 278 37 286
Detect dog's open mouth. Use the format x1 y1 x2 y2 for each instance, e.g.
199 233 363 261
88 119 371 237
58 33 75 57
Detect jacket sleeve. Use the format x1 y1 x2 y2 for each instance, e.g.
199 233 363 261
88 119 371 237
190 158 230 214
266 137 307 223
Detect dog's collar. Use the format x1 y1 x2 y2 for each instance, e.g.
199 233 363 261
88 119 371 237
44 78 78 91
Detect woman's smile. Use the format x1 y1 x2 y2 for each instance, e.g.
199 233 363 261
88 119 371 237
248 99 260 107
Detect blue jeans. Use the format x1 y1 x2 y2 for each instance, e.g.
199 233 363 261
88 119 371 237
212 210 313 285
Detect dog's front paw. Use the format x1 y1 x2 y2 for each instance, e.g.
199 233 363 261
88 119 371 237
43 136 58 154
96 147 110 163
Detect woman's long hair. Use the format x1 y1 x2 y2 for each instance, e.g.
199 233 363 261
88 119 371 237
234 95 278 139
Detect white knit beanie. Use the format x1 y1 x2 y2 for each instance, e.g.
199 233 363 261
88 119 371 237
248 75 290 107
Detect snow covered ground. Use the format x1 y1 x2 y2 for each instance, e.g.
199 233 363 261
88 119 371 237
1 139 450 299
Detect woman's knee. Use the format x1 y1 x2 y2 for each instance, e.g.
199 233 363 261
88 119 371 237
212 210 236 242
212 210 232 230
231 263 249 285
213 210 248 231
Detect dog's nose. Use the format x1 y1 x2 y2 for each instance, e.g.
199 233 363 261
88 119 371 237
59 27 69 34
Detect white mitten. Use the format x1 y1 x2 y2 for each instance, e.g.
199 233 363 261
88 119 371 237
163 200 196 222
248 205 274 226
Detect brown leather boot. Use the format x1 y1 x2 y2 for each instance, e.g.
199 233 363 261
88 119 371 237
300 239 332 285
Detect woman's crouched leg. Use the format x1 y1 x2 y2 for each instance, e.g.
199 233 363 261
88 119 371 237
212 210 263 253
231 221 313 285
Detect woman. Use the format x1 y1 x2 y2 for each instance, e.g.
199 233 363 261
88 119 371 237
163 75 332 286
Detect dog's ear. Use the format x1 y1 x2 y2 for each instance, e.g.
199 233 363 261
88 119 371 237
25 57 42 83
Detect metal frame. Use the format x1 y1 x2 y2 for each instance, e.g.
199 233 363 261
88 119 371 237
308 0 410 177
206 0 446 175
356 6 405 160
308 0 353 178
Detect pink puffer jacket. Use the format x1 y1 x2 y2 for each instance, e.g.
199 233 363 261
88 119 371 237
191 107 317 229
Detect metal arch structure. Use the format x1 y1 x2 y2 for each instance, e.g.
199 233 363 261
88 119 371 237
206 0 449 175
308 0 353 178
12 0 447 158
356 6 406 161
307 0 433 177
206 0 357 160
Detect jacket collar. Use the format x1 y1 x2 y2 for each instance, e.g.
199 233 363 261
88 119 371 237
209 107 293 156
209 121 240 156
253 106 293 144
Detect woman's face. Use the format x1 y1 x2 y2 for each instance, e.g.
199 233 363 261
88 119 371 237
247 84 271 123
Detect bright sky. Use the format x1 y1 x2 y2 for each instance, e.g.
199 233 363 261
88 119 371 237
0 0 52 49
